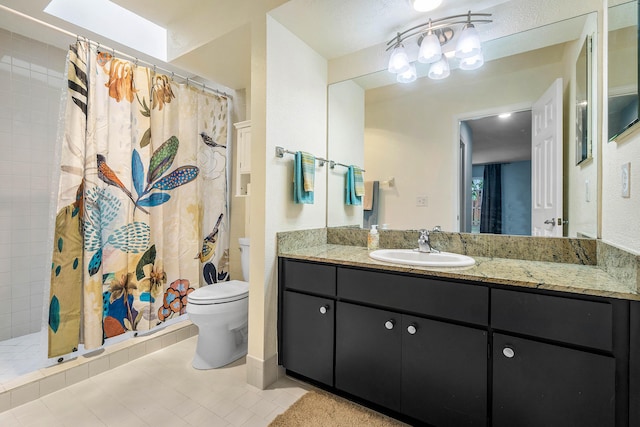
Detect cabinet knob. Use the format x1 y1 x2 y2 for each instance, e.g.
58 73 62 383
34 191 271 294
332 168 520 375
502 347 515 358
384 320 395 330
319 305 329 315
407 324 418 335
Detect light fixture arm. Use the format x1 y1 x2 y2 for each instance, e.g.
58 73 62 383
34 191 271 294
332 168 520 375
385 11 491 51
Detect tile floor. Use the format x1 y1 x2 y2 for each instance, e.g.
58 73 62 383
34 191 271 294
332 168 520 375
0 336 312 426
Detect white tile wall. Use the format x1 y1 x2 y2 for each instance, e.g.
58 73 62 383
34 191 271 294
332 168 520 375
0 28 66 340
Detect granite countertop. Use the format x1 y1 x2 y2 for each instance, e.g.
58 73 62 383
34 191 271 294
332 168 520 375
279 244 640 301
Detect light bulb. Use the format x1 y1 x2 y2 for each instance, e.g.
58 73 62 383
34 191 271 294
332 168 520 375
418 32 442 64
459 51 484 70
388 44 411 74
413 0 443 12
397 63 417 83
428 56 450 80
455 23 481 59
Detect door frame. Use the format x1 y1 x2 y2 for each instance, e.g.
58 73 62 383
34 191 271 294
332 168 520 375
453 102 532 233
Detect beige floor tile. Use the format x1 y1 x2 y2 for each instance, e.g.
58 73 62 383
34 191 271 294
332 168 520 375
1 337 323 427
240 414 270 427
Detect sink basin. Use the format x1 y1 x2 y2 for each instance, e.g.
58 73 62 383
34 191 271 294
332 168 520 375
369 249 475 267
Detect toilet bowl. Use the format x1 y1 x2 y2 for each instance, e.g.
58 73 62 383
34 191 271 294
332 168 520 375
187 280 249 369
186 237 251 369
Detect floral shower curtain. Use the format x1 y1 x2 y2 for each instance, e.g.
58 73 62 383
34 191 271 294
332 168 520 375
48 41 230 358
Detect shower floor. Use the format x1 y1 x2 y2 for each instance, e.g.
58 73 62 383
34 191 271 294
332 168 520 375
0 332 47 386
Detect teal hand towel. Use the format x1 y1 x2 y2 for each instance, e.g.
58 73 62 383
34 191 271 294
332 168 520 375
345 165 362 205
300 151 315 192
294 151 314 204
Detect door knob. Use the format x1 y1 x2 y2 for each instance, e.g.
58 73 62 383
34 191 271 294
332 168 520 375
384 319 395 330
502 347 515 358
407 324 418 335
319 305 329 314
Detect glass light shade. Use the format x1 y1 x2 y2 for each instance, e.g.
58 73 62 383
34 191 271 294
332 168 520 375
428 56 450 80
397 63 417 83
418 32 442 64
413 0 442 12
388 44 411 74
459 51 484 70
455 24 481 59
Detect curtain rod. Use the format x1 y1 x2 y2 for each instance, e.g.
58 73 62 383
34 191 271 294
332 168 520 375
0 3 232 99
275 146 366 172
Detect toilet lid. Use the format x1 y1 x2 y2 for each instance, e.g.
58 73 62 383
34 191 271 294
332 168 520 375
188 280 249 304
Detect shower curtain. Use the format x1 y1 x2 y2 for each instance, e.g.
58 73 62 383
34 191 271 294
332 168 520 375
47 41 230 358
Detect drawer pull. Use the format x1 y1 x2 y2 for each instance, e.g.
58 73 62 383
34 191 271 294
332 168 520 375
407 324 418 335
502 347 515 358
319 305 329 315
385 320 395 330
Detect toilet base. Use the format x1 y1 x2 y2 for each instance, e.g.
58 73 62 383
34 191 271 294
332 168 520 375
191 321 248 369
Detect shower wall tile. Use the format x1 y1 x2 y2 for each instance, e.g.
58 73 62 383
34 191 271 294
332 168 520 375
0 28 65 340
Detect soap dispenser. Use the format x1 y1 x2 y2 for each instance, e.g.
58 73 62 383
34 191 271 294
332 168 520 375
368 224 379 250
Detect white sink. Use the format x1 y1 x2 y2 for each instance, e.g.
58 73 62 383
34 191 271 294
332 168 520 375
369 249 475 267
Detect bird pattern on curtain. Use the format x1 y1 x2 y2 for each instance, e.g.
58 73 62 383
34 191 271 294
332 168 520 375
48 41 230 358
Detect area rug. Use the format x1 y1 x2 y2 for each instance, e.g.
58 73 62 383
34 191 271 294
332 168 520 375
269 390 407 426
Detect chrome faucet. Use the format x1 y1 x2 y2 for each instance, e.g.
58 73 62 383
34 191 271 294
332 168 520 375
418 226 441 253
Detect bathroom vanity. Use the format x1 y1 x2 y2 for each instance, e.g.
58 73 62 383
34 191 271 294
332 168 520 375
277 244 638 427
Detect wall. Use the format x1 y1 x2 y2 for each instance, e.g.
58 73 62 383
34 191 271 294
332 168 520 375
247 15 328 388
327 80 365 227
364 55 562 230
0 29 65 340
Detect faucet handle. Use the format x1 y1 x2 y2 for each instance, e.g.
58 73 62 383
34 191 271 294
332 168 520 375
432 225 442 232
419 229 429 237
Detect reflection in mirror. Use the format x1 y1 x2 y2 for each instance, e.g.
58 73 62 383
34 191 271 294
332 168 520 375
608 0 639 141
576 36 591 164
327 12 598 239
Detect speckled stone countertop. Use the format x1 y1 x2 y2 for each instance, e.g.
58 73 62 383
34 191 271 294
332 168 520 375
278 243 640 301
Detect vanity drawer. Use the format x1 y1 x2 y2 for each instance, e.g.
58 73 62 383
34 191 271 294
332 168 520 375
337 267 488 326
491 288 613 351
282 259 336 296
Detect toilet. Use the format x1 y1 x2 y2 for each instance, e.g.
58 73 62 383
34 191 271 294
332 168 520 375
186 238 250 369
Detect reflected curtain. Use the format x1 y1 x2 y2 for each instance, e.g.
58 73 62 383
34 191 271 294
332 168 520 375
47 41 230 358
480 164 502 234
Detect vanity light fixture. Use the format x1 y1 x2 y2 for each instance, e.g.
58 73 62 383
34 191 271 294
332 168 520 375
386 10 492 83
397 62 418 83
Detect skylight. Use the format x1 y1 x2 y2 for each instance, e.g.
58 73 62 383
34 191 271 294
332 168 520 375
44 0 167 61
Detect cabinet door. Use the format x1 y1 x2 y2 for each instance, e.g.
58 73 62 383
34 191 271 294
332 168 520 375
493 333 615 427
335 302 401 411
282 291 334 386
402 315 487 426
237 128 251 172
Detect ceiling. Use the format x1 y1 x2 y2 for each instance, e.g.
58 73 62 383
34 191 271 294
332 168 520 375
0 0 509 90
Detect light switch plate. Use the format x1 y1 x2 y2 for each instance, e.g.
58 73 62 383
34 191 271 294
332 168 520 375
621 162 630 198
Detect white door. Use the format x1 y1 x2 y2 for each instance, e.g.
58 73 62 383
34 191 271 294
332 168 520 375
531 78 563 237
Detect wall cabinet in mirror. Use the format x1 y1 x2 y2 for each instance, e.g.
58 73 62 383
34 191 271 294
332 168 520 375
608 0 639 141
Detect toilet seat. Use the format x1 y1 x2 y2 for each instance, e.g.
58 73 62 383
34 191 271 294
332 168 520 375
188 280 249 305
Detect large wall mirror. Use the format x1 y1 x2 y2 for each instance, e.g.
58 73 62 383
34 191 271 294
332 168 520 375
327 11 599 239
608 0 639 141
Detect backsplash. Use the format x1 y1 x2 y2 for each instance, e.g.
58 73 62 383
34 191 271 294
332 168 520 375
597 241 640 293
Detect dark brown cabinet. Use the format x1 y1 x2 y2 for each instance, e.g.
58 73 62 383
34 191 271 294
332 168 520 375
281 291 335 386
401 314 487 426
493 333 615 427
335 302 402 411
278 258 630 427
